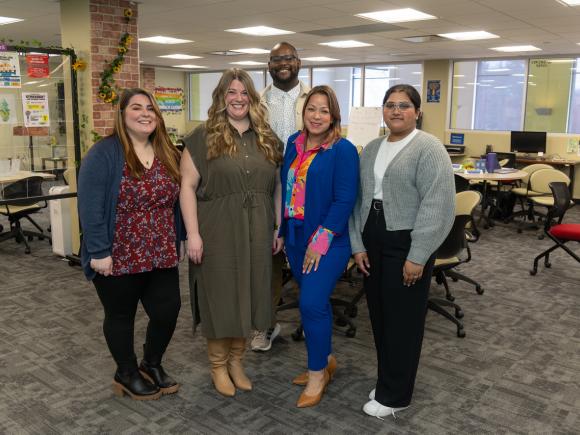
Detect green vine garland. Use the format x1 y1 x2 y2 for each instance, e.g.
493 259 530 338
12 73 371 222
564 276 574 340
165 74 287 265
97 8 134 105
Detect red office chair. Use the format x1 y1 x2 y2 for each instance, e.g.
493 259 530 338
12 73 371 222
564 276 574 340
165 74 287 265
530 182 580 275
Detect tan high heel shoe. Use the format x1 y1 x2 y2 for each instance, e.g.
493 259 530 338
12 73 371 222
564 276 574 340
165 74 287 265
296 368 330 408
292 354 337 386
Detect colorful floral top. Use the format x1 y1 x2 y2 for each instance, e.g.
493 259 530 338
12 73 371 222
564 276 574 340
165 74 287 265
284 131 335 255
111 158 179 275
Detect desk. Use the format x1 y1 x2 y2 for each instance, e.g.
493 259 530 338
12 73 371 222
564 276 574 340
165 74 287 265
456 170 528 228
516 157 579 196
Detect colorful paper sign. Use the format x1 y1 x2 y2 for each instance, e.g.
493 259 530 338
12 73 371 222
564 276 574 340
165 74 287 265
0 94 17 124
26 53 50 78
0 52 21 88
21 92 50 127
154 86 184 113
450 133 465 145
426 79 441 103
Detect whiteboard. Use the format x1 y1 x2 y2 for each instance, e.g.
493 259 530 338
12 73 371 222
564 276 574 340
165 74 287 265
346 106 383 149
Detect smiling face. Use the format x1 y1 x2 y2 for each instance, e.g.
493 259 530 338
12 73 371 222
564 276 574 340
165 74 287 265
225 79 250 121
124 94 157 141
383 90 419 141
268 43 300 89
303 93 332 141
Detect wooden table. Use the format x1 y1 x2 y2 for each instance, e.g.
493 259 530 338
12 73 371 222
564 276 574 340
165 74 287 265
456 170 528 228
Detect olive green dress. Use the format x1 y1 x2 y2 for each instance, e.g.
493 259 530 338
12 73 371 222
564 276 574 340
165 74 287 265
184 124 279 339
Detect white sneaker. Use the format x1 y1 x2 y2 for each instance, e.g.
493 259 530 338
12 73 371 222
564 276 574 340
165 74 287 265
362 399 408 420
369 388 375 400
251 323 281 351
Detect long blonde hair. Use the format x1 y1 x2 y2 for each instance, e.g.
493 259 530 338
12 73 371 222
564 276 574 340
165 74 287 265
206 68 281 164
114 88 181 183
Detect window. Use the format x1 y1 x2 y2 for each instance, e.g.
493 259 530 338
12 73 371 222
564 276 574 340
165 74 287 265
364 64 423 108
311 66 361 125
569 59 580 133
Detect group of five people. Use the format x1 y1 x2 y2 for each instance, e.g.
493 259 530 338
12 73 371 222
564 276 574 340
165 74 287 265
77 41 455 418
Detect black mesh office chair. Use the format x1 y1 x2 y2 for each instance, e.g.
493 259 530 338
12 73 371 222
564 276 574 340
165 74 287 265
0 176 48 254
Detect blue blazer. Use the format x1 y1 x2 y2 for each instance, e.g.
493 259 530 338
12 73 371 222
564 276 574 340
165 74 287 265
279 131 359 249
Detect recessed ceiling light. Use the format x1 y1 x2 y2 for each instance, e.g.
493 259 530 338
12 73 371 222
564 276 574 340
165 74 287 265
488 68 511 72
356 8 436 23
548 58 574 63
302 57 339 62
490 45 541 52
438 31 499 41
225 26 294 36
558 0 580 5
158 54 201 59
230 60 268 66
232 48 270 54
173 64 207 69
0 16 23 25
139 36 193 44
454 74 465 77
319 40 374 48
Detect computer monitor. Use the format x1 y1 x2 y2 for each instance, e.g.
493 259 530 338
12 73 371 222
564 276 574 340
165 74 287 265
510 131 547 154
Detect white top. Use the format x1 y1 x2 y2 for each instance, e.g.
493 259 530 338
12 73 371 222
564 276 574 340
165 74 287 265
373 129 419 199
264 83 301 151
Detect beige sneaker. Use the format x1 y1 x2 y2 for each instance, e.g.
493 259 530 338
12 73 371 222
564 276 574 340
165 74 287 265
251 323 281 351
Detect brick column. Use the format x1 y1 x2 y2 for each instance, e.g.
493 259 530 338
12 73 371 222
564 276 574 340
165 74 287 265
141 67 156 93
90 0 140 137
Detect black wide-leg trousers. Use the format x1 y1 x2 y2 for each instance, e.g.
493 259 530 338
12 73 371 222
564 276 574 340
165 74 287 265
93 267 181 372
362 207 434 408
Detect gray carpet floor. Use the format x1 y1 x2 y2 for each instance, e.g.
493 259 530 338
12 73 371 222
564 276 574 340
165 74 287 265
0 204 579 434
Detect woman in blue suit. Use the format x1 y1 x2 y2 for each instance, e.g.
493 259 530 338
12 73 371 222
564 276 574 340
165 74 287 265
278 85 359 408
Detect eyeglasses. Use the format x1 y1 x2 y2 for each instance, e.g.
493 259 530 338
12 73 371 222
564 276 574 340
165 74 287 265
270 55 298 63
383 102 414 111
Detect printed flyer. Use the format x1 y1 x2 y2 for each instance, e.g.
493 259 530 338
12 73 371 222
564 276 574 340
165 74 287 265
0 52 22 88
21 92 50 127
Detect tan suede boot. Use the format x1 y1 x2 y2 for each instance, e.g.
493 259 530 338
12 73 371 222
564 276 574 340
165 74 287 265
228 337 252 391
207 338 235 397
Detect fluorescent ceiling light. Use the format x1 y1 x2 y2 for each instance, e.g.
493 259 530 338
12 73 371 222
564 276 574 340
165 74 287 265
232 48 270 54
412 71 422 75
487 68 510 72
230 61 267 66
302 56 339 62
559 0 580 5
0 16 23 25
173 64 207 69
158 54 201 59
225 26 294 36
356 8 436 23
140 36 192 44
548 58 574 63
438 31 499 41
334 79 348 82
490 45 541 52
494 86 508 89
453 74 465 77
319 40 373 48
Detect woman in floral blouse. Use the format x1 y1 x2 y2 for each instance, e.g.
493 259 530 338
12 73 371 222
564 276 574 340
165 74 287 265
78 88 182 401
279 85 359 408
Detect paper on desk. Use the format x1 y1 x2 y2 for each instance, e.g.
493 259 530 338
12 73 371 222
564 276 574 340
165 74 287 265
346 106 383 149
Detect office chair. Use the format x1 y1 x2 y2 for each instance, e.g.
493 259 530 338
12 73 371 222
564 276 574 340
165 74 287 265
429 190 482 338
530 182 580 275
508 163 552 225
518 168 570 236
0 176 48 254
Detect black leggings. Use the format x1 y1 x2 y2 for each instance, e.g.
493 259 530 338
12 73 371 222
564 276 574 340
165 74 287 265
93 267 181 372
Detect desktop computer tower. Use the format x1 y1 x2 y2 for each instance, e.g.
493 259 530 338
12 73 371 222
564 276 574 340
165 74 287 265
49 185 72 257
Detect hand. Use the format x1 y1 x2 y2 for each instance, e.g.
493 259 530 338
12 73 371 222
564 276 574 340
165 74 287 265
302 246 321 274
272 234 284 255
90 256 113 276
353 252 370 276
402 260 424 287
187 233 203 264
179 241 186 262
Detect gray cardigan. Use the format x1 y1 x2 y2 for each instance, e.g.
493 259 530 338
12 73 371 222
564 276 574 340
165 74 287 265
348 130 455 265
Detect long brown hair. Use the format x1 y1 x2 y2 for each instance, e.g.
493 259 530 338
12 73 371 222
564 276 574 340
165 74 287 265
114 88 181 182
205 68 281 164
301 85 342 147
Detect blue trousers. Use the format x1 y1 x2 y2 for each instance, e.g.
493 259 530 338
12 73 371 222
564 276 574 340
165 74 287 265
285 220 351 371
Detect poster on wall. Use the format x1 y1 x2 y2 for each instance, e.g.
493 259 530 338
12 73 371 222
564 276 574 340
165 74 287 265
0 94 17 124
154 87 184 113
346 106 383 149
21 92 50 127
26 53 50 78
0 52 22 88
426 79 441 103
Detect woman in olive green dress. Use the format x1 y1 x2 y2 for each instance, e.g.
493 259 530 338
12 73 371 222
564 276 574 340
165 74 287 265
180 68 283 397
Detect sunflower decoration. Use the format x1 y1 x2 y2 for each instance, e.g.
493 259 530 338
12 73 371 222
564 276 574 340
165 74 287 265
72 58 87 71
97 6 134 106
